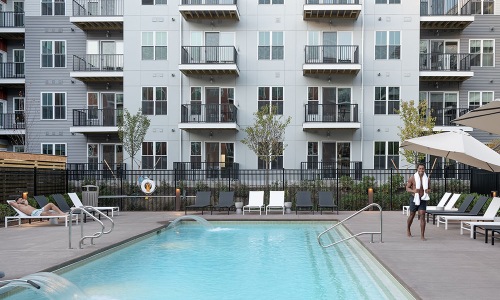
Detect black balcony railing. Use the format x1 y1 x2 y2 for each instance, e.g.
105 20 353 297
305 0 359 4
420 0 475 16
73 108 123 127
301 161 362 180
0 113 25 130
73 54 124 72
304 104 359 123
181 104 238 124
419 53 471 71
305 45 359 64
0 12 24 27
181 0 238 4
67 162 126 180
0 63 25 79
181 46 238 64
174 161 239 180
428 107 471 126
72 0 124 16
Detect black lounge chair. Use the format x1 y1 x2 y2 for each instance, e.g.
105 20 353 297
212 191 235 215
51 194 72 213
34 195 49 208
185 191 212 215
429 195 488 225
317 191 337 215
295 191 313 214
426 194 475 223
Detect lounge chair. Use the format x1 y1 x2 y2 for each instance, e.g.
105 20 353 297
461 221 500 238
51 194 72 213
437 197 500 230
211 191 235 215
68 192 120 217
426 194 472 224
430 195 488 225
33 195 50 208
185 191 212 215
4 200 71 228
404 192 451 216
266 191 285 215
295 191 313 214
317 191 337 214
243 191 264 215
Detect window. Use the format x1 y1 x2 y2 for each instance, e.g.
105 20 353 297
374 141 399 169
375 87 400 115
258 32 284 60
87 144 98 170
142 87 167 115
258 87 283 114
41 92 66 120
13 145 25 153
470 39 494 67
375 0 400 3
41 0 65 16
190 142 202 169
142 0 167 4
142 142 168 169
307 142 318 169
14 97 25 124
468 91 493 109
41 40 66 68
471 0 494 14
42 143 66 156
259 0 284 4
307 87 319 115
142 32 168 60
375 31 400 59
258 142 283 169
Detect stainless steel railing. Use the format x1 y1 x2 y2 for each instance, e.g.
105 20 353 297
69 206 114 249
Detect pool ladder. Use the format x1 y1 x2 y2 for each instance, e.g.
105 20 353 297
317 203 383 248
68 206 114 249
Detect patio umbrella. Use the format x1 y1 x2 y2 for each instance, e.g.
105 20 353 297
453 101 500 135
400 131 500 172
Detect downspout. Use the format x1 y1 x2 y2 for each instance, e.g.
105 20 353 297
360 3 365 165
179 13 183 163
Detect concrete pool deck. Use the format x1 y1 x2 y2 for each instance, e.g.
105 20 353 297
1 210 499 300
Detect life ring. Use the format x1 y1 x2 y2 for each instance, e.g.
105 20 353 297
140 178 156 195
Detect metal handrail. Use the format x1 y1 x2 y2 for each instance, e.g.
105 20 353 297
69 206 114 249
317 203 383 248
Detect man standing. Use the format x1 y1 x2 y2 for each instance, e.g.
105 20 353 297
406 163 431 240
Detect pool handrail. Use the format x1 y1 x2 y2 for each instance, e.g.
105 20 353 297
317 203 383 248
69 206 114 249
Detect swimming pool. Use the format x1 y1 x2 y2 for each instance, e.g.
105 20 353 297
2 221 414 299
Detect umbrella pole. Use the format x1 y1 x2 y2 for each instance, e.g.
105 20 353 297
428 158 438 178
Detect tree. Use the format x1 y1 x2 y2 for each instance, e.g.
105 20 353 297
117 109 151 171
397 99 436 167
241 105 291 170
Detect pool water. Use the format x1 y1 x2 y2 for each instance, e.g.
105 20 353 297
3 222 414 300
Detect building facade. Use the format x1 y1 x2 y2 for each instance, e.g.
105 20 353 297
0 0 498 174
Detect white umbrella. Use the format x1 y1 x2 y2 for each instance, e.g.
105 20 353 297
400 131 500 172
453 101 500 135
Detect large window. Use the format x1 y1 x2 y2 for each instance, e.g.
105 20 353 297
470 39 494 67
190 142 202 169
374 141 399 169
42 143 66 156
142 0 167 4
259 0 284 4
142 87 167 115
375 87 400 115
142 142 168 169
258 87 283 114
471 0 494 14
258 31 284 60
375 31 400 60
468 91 493 109
307 142 318 169
41 41 66 68
142 32 168 60
258 142 283 169
41 92 66 120
41 0 65 16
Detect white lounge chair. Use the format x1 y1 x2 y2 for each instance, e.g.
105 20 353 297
68 193 120 217
437 197 500 230
461 221 500 238
4 200 72 228
266 191 285 215
439 193 461 211
403 192 452 216
243 191 264 215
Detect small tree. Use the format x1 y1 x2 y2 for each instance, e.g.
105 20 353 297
397 99 435 167
117 109 151 171
241 105 291 170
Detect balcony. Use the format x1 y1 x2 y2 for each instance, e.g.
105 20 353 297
179 0 240 21
71 0 124 30
0 113 25 135
179 104 239 131
70 108 122 133
174 162 240 180
180 46 239 76
0 63 25 87
419 53 473 81
300 161 363 180
303 0 361 20
70 54 123 82
0 12 25 39
420 0 475 30
303 104 360 130
428 107 473 131
303 45 360 75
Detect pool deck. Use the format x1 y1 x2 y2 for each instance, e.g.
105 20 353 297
1 210 499 300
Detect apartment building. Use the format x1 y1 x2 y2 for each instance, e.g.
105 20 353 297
0 0 498 175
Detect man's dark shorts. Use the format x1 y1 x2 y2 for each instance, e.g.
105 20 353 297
409 196 427 212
